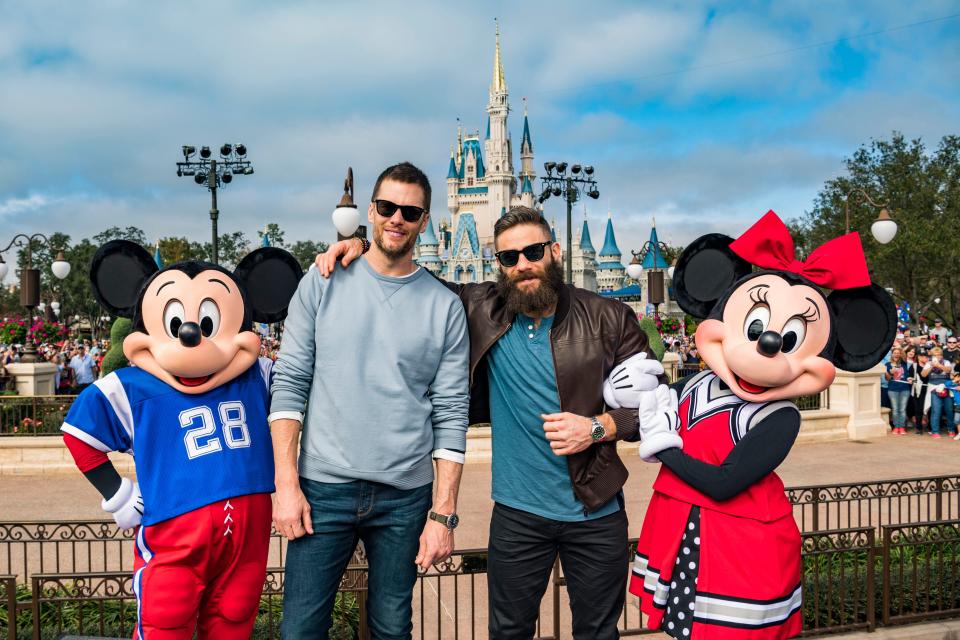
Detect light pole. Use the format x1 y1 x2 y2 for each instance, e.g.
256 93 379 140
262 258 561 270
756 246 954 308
626 236 670 320
331 167 366 240
0 233 71 362
844 187 898 244
538 162 599 283
176 144 254 265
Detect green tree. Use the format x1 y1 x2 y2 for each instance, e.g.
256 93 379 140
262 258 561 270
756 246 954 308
256 223 285 248
204 231 251 269
158 237 205 265
93 226 148 246
793 132 960 329
639 316 665 361
101 318 133 375
288 240 330 272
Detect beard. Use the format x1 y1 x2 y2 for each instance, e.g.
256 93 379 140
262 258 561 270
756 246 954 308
374 223 419 260
497 257 564 316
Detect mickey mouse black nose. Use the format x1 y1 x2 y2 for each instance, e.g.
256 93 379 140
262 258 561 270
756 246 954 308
178 322 202 348
757 331 783 357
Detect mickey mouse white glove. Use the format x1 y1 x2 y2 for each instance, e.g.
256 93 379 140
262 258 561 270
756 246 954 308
637 384 682 463
101 478 144 529
603 353 665 409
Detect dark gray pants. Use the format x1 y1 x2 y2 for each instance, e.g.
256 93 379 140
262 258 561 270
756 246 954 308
487 502 629 640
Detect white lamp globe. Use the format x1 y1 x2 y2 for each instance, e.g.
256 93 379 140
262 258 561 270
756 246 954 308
51 251 71 279
870 217 897 245
667 265 675 280
332 205 360 237
0 260 7 281
50 301 60 312
626 262 643 281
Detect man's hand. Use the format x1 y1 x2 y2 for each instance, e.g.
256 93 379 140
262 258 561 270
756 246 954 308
272 482 314 541
542 412 601 456
416 519 453 570
315 238 364 278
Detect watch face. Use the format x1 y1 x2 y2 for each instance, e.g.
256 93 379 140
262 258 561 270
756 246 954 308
447 514 460 529
591 424 605 441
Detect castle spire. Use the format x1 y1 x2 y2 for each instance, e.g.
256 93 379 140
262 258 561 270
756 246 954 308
491 19 506 93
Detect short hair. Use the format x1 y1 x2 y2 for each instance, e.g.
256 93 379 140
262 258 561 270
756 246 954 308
371 162 431 210
493 206 552 243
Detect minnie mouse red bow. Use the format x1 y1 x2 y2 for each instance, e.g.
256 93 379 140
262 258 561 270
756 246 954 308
728 210 871 290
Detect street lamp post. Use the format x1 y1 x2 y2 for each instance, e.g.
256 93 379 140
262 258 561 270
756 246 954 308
626 236 670 320
176 144 254 265
844 187 898 244
538 162 599 283
0 233 71 362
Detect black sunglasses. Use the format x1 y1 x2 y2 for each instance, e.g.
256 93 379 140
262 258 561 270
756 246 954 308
495 241 552 268
373 199 426 223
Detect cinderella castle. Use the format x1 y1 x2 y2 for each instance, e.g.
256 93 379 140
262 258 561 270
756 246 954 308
412 25 631 295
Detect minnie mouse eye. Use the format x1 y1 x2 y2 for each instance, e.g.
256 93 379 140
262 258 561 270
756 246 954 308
781 317 806 353
199 299 221 338
744 305 770 341
163 300 185 339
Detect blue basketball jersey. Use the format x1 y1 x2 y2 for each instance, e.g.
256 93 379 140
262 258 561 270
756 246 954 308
62 359 276 526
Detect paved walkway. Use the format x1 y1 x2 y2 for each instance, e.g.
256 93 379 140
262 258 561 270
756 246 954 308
5 431 958 547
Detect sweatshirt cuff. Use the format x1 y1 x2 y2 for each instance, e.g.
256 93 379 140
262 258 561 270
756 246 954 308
433 449 465 464
268 411 304 424
610 408 640 442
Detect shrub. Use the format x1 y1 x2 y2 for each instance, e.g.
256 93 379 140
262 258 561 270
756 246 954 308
639 316 664 361
101 318 133 376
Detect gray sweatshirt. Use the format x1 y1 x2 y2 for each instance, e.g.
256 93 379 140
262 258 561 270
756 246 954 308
269 258 470 489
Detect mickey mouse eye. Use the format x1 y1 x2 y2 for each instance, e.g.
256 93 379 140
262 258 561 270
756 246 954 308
163 300 185 339
744 305 770 341
199 299 221 338
781 317 807 353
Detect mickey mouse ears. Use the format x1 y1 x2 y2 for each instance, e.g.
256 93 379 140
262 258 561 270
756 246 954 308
90 240 159 318
234 247 303 323
672 234 752 319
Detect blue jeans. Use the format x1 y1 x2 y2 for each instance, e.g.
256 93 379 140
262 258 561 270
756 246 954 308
888 389 909 428
929 393 954 435
282 478 432 640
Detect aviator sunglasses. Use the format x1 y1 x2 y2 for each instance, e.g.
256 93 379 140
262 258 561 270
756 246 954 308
373 199 427 223
495 241 552 268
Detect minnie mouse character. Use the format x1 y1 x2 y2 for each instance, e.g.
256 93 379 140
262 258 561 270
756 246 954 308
60 240 302 639
614 211 896 639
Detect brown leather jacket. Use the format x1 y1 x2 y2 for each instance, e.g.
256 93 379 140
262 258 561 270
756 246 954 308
447 280 662 512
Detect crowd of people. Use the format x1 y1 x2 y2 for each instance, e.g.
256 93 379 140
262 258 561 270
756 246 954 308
882 319 960 439
0 339 109 394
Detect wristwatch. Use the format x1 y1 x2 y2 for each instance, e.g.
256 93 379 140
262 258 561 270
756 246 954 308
590 416 606 442
429 511 459 530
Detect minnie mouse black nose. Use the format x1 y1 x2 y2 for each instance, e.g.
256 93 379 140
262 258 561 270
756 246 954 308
757 331 783 357
178 322 202 348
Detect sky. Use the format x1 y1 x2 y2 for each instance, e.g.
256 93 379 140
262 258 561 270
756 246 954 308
1 0 958 283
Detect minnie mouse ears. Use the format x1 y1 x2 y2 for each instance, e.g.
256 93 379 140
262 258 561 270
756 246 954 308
90 240 159 318
827 284 897 372
672 234 752 319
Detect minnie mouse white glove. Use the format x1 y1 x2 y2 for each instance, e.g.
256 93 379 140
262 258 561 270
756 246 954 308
603 353 664 409
101 478 144 529
637 384 682 463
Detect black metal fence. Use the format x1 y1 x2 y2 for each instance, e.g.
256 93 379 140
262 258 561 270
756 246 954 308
0 397 76 436
3 475 960 638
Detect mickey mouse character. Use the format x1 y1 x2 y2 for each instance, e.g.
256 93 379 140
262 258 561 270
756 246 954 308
60 240 302 639
616 211 895 639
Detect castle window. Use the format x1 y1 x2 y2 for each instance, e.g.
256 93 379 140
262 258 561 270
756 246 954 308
467 178 474 186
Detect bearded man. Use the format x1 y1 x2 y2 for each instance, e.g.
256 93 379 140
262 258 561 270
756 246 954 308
318 205 662 639
270 162 470 639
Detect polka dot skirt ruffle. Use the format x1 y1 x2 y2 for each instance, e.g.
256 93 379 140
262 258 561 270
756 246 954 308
662 506 701 639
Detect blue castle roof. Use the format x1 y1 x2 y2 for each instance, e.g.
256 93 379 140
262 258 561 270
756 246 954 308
598 216 621 257
447 154 458 179
153 245 164 269
521 113 532 150
521 175 533 194
579 219 595 252
459 139 485 179
419 219 438 246
642 226 669 269
453 213 480 256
